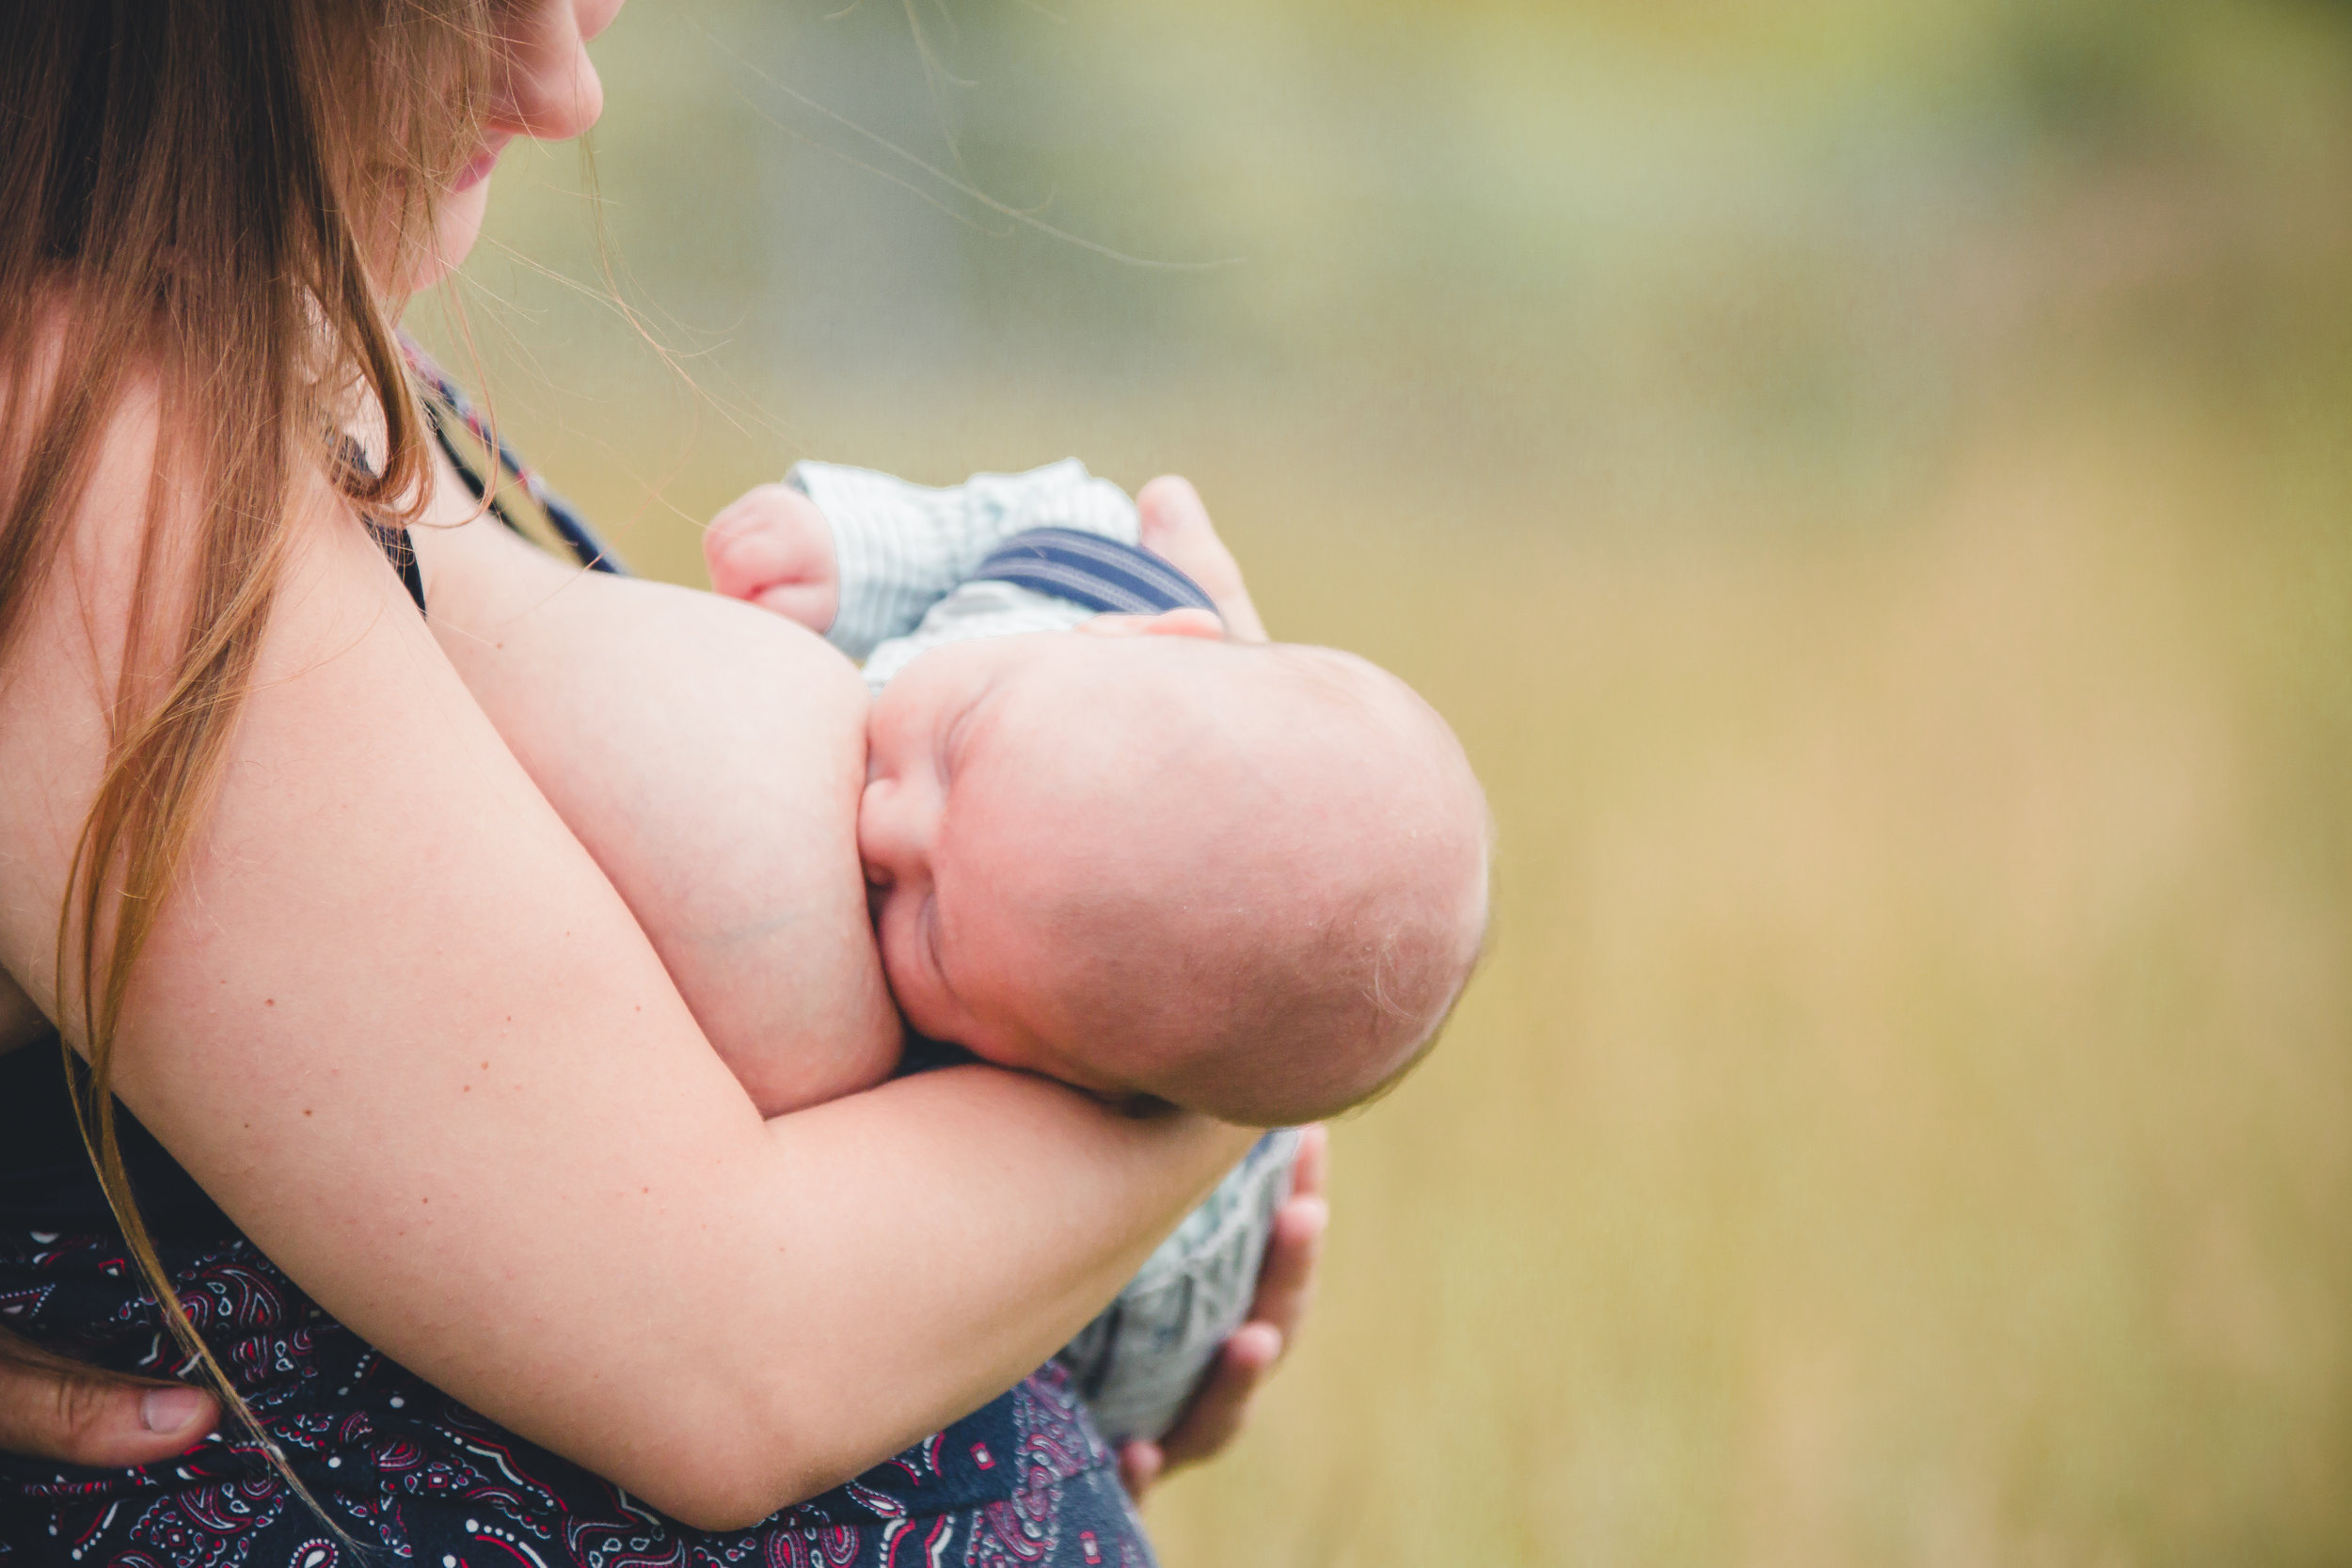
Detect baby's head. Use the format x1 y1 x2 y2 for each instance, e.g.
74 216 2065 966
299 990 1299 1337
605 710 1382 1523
860 613 1489 1124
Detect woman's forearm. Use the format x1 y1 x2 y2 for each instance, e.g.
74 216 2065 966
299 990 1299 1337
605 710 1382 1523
693 1069 1249 1524
335 1060 1250 1530
203 1045 1247 1530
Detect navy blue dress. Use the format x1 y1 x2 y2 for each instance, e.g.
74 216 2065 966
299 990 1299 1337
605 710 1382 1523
0 1043 1155 1568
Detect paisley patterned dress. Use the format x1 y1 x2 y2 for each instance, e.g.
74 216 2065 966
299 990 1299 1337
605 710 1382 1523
0 1046 1156 1568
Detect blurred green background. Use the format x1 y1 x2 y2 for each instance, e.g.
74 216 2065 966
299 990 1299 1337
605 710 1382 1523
412 0 2352 1561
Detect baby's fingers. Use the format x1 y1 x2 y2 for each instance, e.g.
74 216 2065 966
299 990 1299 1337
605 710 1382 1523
750 580 840 633
705 502 796 594
705 484 840 631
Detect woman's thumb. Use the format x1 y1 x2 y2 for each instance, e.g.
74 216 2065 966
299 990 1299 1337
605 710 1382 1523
0 1349 216 1468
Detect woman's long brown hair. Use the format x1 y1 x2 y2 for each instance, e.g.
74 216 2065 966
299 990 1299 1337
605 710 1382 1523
0 0 492 1527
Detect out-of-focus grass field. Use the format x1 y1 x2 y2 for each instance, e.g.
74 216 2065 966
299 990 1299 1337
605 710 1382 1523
420 0 2352 1560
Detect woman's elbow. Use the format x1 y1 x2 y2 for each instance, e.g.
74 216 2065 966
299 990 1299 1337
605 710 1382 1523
639 1481 804 1537
626 1445 841 1534
612 1387 881 1533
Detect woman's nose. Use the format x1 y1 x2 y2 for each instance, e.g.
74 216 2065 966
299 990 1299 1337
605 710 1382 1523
489 0 614 142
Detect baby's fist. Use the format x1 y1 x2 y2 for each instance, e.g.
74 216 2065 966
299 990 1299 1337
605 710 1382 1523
705 483 840 632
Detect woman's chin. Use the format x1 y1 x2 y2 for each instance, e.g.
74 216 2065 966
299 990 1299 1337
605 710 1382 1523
398 182 492 298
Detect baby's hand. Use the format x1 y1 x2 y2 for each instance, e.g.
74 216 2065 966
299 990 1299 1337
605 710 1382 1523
705 483 840 632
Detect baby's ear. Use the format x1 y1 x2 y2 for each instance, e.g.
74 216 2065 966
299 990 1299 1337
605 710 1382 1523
1078 608 1226 641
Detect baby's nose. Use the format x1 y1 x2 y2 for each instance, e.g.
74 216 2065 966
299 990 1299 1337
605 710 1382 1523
857 779 932 883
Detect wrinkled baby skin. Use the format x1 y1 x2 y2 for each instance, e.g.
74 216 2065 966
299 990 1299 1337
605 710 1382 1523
858 622 1489 1127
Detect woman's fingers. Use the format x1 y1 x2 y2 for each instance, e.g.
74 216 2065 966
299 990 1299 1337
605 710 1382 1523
1136 476 1269 642
0 1339 215 1467
1289 1120 1330 1201
1154 1323 1284 1470
1117 1438 1165 1501
1247 1125 1329 1343
1120 1128 1334 1497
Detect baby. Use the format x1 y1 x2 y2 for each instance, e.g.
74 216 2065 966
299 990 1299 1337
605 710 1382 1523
702 461 1489 1436
705 460 1490 1130
417 457 1487 1440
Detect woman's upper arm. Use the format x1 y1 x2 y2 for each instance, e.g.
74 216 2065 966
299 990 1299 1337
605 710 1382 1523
0 410 1251 1527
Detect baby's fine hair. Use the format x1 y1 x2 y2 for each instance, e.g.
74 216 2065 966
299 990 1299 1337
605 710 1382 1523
1041 641 1490 1126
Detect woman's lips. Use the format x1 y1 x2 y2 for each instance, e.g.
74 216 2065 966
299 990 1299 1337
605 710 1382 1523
452 138 508 193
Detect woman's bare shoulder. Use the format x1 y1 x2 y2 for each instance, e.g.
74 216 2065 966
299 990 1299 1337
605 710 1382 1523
0 306 192 629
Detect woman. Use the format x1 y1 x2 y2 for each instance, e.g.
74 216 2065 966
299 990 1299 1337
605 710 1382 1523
0 1 1318 1561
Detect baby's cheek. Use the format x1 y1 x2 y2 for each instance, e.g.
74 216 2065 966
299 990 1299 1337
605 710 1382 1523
868 892 961 1047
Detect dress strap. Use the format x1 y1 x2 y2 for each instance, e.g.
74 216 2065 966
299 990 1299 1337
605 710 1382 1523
365 518 427 614
398 334 629 577
335 433 428 616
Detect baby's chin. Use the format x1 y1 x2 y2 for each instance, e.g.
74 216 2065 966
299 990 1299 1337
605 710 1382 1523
912 998 1168 1111
875 946 1042 1079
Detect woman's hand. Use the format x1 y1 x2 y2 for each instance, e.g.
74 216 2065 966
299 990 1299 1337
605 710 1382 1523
1118 1124 1328 1500
1136 476 1268 643
0 1332 217 1468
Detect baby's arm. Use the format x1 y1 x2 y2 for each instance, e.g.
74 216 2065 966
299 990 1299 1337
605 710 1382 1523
706 460 1141 652
413 502 902 1117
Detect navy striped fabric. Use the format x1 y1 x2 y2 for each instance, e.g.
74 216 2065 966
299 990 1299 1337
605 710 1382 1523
971 528 1218 618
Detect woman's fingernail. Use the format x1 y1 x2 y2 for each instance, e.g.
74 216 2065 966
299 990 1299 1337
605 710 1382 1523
141 1386 206 1433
